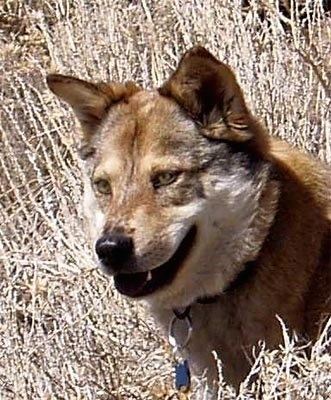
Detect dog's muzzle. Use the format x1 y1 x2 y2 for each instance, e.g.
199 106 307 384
95 226 197 298
95 233 134 274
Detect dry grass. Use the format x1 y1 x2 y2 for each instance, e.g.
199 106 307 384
0 0 330 399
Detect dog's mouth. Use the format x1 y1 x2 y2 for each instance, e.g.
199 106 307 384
114 225 197 298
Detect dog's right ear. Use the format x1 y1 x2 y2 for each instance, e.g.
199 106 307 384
159 46 253 143
47 74 140 146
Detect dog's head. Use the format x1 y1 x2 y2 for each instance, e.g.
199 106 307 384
47 47 278 308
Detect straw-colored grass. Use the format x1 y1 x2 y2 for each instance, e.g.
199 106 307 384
0 1 330 398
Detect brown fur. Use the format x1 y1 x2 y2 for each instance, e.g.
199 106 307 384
47 46 330 393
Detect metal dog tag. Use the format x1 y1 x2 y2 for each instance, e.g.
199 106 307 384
175 359 191 392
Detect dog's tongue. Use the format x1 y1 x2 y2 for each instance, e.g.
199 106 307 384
114 271 148 297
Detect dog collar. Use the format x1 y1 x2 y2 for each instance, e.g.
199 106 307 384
196 294 221 304
168 306 192 393
169 260 257 392
194 260 257 305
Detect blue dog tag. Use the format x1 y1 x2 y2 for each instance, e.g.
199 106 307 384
175 360 191 392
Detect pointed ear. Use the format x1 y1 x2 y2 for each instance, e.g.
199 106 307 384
47 74 140 142
159 46 252 142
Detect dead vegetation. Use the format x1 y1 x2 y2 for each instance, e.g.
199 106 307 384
0 0 330 399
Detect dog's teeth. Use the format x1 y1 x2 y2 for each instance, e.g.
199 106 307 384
147 271 152 281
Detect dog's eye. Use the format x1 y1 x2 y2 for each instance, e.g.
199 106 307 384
94 179 111 195
152 171 180 189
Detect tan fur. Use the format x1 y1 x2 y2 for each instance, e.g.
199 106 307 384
47 46 330 394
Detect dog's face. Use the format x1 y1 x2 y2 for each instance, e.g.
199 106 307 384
47 47 278 308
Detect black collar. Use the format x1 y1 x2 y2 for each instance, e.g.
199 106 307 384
173 260 257 318
196 260 257 305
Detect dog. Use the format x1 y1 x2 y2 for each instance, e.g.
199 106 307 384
47 46 330 394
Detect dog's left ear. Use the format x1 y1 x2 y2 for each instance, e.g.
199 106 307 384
47 74 140 143
159 46 252 142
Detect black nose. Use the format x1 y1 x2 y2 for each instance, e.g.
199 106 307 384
95 234 134 272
